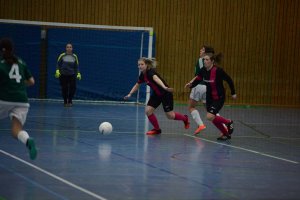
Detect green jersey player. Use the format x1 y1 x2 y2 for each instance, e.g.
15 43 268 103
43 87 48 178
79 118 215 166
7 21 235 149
0 38 37 160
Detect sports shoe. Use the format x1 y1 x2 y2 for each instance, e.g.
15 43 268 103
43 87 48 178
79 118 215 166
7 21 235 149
26 138 37 160
217 134 231 141
146 129 162 135
226 120 234 135
194 125 206 135
184 115 190 129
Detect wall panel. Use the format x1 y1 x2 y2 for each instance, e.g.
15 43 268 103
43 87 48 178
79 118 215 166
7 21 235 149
0 0 299 107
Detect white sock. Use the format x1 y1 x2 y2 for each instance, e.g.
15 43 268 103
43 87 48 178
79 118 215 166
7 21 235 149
17 130 30 145
191 110 204 126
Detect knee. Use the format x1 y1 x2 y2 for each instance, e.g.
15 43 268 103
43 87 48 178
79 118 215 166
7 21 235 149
145 107 153 116
188 100 196 110
167 115 174 119
206 113 215 121
188 106 195 113
166 112 175 119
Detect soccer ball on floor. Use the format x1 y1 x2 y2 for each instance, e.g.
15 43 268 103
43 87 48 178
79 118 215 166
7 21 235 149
99 122 113 135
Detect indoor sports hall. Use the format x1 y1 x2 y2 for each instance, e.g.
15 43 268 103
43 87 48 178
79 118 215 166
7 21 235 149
1 1 300 199
0 101 299 200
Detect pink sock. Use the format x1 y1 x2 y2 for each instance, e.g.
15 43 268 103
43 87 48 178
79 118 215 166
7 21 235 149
213 115 230 124
212 118 228 135
174 112 187 122
148 114 160 130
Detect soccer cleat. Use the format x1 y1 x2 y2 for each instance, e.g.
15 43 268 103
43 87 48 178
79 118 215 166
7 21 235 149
194 125 206 135
183 115 190 129
146 129 162 135
217 134 231 141
226 120 234 135
26 138 37 160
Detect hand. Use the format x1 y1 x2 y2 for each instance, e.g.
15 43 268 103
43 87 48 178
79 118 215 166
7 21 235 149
55 70 60 78
76 72 81 80
124 93 132 100
185 82 192 88
165 87 174 93
232 94 237 99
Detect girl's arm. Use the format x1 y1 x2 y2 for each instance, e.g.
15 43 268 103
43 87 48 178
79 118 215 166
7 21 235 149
153 75 173 92
185 75 201 88
124 83 140 100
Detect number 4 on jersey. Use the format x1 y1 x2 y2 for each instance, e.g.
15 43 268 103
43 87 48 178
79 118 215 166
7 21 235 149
9 64 22 83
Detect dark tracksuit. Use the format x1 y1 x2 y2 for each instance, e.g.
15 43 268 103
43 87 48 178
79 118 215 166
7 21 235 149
56 52 79 104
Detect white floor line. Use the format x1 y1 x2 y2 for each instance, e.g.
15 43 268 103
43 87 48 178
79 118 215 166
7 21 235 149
0 150 108 200
184 134 299 164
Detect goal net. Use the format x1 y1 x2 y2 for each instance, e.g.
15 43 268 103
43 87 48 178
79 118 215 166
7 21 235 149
0 19 154 104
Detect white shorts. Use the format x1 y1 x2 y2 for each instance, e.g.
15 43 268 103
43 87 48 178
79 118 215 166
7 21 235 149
0 100 30 125
189 84 206 103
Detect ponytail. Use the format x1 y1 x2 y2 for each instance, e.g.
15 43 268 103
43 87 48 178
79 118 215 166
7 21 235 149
139 57 157 69
0 38 18 65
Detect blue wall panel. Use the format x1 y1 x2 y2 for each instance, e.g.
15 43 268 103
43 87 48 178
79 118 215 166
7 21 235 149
47 28 154 103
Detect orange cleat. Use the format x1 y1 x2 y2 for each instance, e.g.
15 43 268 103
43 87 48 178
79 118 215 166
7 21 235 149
194 125 206 135
146 129 162 135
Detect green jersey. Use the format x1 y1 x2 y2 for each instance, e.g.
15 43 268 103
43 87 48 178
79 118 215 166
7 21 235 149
194 57 204 75
0 58 32 103
194 57 205 85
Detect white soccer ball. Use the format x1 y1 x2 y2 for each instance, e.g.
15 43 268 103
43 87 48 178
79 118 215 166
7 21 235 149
99 122 113 135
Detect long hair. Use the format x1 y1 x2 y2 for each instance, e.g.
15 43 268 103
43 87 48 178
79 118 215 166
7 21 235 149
0 38 17 65
139 57 157 69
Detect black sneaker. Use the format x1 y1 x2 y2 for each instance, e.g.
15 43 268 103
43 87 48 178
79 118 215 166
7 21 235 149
226 120 234 135
217 135 231 141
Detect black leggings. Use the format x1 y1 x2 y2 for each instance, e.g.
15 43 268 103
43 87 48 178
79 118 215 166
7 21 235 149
59 74 76 104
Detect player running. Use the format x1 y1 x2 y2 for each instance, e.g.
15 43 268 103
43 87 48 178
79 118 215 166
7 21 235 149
124 57 190 135
0 38 37 159
185 52 236 141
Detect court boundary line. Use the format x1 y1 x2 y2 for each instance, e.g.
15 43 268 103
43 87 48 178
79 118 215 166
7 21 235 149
0 149 108 200
184 134 299 164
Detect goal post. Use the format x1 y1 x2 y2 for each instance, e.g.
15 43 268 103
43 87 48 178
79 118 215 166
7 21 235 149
0 19 154 105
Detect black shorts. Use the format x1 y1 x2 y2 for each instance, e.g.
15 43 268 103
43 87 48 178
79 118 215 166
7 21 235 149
147 92 174 112
206 98 225 115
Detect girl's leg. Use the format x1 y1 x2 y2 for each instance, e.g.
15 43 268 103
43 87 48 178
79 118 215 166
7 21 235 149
165 111 190 129
145 106 161 135
11 116 37 160
207 112 227 134
11 116 24 139
189 99 205 127
68 76 77 105
212 115 233 135
188 85 205 129
206 99 232 139
59 76 68 105
189 99 206 134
